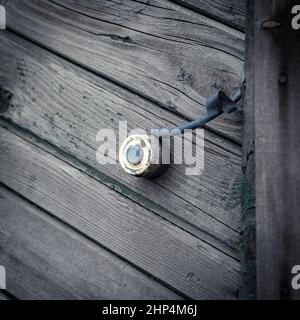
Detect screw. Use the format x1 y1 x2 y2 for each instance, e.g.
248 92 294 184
279 73 288 85
261 20 281 29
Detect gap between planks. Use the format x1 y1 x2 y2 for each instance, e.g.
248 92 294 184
0 127 239 299
169 0 245 31
2 0 244 143
0 291 17 300
0 31 242 260
0 117 240 264
0 184 183 299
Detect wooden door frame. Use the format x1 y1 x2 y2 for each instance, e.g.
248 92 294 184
242 0 300 300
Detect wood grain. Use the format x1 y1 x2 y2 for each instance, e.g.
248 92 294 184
170 0 245 30
240 0 255 300
255 0 300 299
0 31 241 258
3 0 244 142
0 186 181 299
0 127 239 299
0 292 12 300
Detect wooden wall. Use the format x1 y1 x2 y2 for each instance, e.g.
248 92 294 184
0 0 245 299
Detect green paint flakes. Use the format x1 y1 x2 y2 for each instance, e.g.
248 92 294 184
70 137 79 150
166 100 176 110
17 61 27 78
0 88 13 113
48 116 55 129
59 84 64 94
177 68 193 86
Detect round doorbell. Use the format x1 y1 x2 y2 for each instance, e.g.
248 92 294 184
119 134 169 179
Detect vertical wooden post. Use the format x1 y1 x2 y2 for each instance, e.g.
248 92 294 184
240 0 256 300
254 0 300 299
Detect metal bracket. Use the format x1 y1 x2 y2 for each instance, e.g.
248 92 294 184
119 81 245 178
153 82 244 137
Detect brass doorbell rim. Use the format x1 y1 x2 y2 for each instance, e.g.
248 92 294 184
119 134 165 178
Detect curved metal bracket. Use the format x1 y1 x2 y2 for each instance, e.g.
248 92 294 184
153 83 244 137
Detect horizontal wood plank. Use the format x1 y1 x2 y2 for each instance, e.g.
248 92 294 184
0 292 12 300
0 31 241 258
0 186 181 299
4 0 244 142
170 0 245 30
0 127 239 299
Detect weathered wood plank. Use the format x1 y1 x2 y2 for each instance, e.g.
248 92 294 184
0 292 12 300
240 0 255 300
170 0 245 31
0 31 241 258
255 0 300 299
0 186 181 300
240 0 256 300
0 127 239 299
3 0 244 142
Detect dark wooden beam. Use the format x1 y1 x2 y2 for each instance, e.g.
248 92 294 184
254 0 300 299
240 0 256 300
